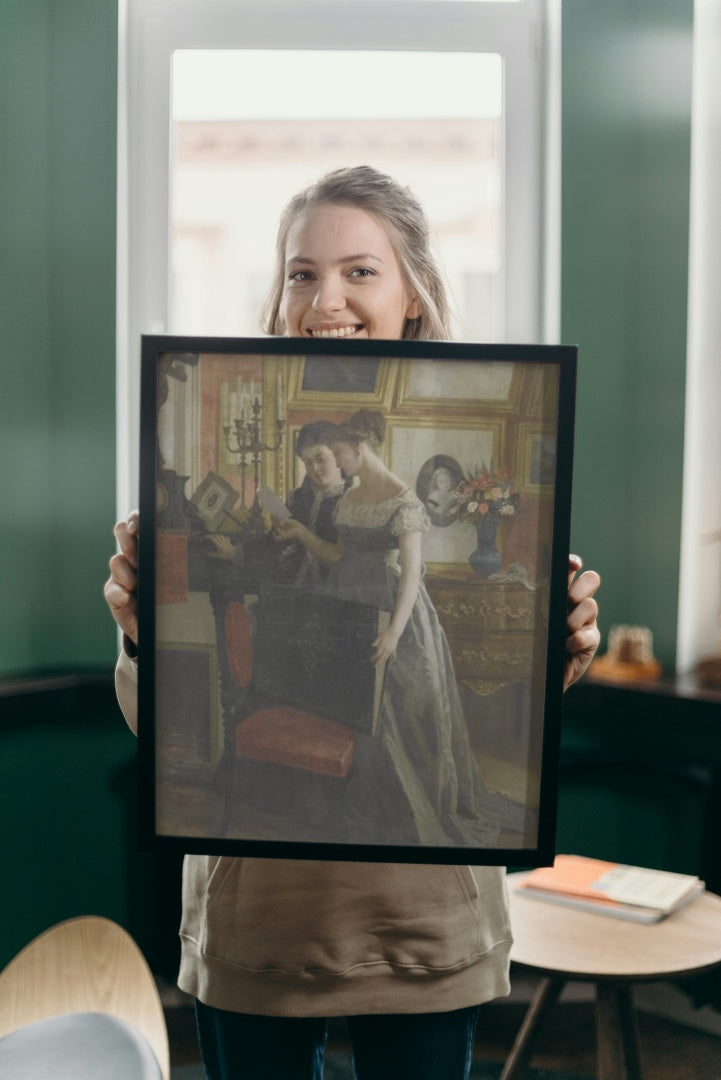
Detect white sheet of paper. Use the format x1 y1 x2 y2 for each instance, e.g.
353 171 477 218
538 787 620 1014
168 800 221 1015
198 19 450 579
258 485 291 520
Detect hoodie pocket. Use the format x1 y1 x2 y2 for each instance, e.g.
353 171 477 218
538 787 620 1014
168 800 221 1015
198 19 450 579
181 857 509 976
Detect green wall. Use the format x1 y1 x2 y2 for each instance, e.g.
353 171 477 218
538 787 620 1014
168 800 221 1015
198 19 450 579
0 1 693 677
0 0 118 675
562 0 693 669
0 0 697 969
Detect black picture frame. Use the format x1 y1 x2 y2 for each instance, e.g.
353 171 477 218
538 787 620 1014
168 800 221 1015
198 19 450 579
138 335 576 866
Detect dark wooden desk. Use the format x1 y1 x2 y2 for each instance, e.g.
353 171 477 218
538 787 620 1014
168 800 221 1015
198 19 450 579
566 670 721 722
558 673 721 897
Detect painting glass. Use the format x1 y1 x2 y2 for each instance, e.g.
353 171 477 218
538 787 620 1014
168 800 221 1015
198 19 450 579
138 336 576 865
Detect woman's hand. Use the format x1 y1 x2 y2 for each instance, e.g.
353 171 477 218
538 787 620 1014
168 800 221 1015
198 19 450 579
272 517 306 543
205 534 235 560
372 627 401 666
274 516 344 566
104 510 139 646
564 554 601 691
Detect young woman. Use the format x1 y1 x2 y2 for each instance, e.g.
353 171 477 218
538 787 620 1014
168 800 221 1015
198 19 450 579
426 465 461 525
105 166 601 1080
278 420 350 586
204 419 348 586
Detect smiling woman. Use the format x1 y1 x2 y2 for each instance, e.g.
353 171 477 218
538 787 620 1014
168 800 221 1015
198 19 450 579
262 166 451 341
282 205 421 340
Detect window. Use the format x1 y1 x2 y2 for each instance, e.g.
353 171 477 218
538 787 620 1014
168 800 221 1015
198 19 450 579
118 0 557 509
170 50 503 342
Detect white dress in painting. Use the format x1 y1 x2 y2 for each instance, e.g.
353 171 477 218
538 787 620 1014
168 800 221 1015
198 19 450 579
325 488 524 848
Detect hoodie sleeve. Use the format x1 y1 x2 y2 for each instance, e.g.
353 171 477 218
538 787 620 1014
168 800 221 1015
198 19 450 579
115 644 139 736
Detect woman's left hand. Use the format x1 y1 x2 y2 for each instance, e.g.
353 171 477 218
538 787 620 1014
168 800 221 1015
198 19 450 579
372 627 401 666
205 534 235 560
272 517 305 542
564 554 601 691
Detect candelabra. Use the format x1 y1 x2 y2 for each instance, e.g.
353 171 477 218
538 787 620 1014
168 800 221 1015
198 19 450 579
223 395 284 537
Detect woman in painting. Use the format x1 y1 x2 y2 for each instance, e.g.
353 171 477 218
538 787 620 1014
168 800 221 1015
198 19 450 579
275 420 350 585
105 165 601 1080
425 464 462 525
275 408 514 847
205 419 348 585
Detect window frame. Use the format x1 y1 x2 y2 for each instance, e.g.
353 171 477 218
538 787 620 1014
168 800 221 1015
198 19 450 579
117 0 558 510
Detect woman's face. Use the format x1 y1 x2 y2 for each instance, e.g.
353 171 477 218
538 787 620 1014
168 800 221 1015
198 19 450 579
331 439 362 479
433 469 452 493
281 203 421 340
300 443 342 491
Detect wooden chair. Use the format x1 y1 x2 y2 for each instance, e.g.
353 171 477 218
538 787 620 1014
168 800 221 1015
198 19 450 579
0 915 169 1079
211 580 386 838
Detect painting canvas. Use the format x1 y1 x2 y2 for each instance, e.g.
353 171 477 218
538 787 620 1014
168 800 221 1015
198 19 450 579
138 336 576 865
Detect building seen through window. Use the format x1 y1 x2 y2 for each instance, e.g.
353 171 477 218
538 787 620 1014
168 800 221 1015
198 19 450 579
170 50 503 341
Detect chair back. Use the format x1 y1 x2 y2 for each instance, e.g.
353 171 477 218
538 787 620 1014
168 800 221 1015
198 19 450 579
253 583 387 737
0 916 169 1080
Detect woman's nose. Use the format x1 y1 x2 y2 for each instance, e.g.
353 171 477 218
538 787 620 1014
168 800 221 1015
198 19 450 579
312 274 345 314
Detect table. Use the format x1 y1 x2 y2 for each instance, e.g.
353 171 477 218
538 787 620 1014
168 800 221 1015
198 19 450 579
503 872 721 1080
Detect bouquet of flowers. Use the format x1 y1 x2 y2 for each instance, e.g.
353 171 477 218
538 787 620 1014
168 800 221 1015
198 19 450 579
455 467 520 521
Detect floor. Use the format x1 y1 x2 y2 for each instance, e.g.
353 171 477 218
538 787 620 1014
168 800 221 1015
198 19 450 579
164 979 721 1079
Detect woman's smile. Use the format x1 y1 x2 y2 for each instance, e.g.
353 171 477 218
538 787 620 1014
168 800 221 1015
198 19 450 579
281 204 420 340
307 323 364 339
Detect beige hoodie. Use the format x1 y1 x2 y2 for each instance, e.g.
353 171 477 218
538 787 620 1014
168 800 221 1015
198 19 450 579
116 651 512 1016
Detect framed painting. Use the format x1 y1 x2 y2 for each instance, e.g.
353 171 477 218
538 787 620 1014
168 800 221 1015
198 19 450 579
137 335 577 866
518 422 557 493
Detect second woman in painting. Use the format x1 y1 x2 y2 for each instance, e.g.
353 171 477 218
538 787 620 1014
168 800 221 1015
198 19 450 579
276 408 518 847
277 420 349 586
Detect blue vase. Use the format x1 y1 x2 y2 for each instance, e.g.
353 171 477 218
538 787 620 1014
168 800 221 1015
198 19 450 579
469 515 502 576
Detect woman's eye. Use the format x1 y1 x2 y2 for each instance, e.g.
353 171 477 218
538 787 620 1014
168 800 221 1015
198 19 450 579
349 267 375 279
288 269 313 283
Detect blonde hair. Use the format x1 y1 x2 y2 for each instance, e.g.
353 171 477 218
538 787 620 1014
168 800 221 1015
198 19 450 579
262 166 453 341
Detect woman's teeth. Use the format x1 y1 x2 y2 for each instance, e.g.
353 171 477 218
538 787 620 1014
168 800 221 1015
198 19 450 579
310 325 360 338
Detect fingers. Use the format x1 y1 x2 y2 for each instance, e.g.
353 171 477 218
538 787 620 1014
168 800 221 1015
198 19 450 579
113 511 139 569
567 553 583 587
371 633 397 666
205 535 234 559
105 512 140 644
568 567 601 610
373 647 395 666
564 559 601 689
567 590 599 635
103 573 138 644
566 622 601 658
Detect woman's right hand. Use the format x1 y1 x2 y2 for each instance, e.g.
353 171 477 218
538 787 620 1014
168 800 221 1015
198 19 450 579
104 510 139 646
272 516 306 543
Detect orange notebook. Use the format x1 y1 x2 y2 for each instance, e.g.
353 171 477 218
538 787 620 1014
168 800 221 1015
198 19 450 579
517 855 704 923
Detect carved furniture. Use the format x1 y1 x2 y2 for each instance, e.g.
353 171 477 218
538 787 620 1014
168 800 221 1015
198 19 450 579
424 570 549 690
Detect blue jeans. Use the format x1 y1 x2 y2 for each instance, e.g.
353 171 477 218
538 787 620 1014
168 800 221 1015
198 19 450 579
195 1000 481 1080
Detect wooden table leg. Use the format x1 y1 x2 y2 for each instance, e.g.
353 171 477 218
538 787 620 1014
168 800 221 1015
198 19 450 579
500 976 565 1080
596 982 643 1080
